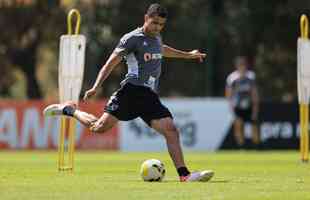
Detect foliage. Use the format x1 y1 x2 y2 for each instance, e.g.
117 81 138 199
0 0 309 100
0 1 66 99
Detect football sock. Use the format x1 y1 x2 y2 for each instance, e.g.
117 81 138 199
63 106 76 117
177 166 190 177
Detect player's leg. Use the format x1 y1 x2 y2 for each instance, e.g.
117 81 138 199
44 84 137 133
251 123 260 145
150 117 185 168
233 118 244 146
72 110 118 133
233 108 245 148
88 112 118 133
139 89 213 182
71 109 98 127
137 86 213 182
138 90 187 172
43 102 118 133
150 117 214 182
249 108 260 146
44 102 98 127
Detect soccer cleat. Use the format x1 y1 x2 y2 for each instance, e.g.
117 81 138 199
180 170 214 182
43 101 77 116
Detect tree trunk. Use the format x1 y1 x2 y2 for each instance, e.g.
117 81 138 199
9 44 42 99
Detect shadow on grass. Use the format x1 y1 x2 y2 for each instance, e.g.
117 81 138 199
126 179 231 183
209 180 230 183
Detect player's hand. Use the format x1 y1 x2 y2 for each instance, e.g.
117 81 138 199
83 88 97 101
188 50 206 62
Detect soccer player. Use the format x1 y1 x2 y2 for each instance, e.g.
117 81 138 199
225 56 260 149
44 3 213 182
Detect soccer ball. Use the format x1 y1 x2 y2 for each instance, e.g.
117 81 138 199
140 159 166 182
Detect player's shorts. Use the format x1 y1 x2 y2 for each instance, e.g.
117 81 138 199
104 83 173 126
234 107 254 123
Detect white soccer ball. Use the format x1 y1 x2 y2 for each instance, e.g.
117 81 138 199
140 159 166 182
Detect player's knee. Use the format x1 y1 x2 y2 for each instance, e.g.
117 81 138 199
87 119 97 126
166 121 178 133
90 121 110 133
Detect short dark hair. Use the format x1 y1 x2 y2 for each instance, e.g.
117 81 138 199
146 3 168 18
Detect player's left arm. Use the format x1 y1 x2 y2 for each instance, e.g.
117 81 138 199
162 44 206 62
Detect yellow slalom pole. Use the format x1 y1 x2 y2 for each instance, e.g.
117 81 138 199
300 104 305 161
68 9 81 171
304 104 309 162
58 8 81 172
68 119 76 170
299 14 309 162
301 104 309 162
58 117 66 171
299 104 302 161
67 9 81 35
300 14 308 39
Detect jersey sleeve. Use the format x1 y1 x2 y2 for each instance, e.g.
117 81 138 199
113 34 138 57
226 74 233 88
248 71 257 86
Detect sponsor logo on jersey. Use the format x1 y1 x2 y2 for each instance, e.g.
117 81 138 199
144 53 162 62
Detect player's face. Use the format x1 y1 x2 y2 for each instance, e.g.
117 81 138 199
144 15 166 36
236 59 247 73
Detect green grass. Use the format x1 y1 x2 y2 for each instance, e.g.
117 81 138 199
0 151 309 200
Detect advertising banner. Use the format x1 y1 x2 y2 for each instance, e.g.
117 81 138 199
119 98 233 151
0 99 301 150
0 101 118 150
220 102 299 149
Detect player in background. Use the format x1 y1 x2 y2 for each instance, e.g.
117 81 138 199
225 56 260 149
44 3 214 182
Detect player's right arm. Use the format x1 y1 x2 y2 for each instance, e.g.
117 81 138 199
84 53 123 100
225 86 234 110
84 34 136 100
225 75 234 111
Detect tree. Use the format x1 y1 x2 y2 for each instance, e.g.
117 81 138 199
0 1 66 98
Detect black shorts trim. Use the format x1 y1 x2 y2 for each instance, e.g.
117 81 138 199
105 83 173 126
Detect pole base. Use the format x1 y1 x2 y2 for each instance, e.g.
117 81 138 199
58 166 73 171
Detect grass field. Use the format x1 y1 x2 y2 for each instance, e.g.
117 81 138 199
0 151 309 200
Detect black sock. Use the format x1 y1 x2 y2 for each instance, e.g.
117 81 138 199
63 106 76 117
177 166 190 177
